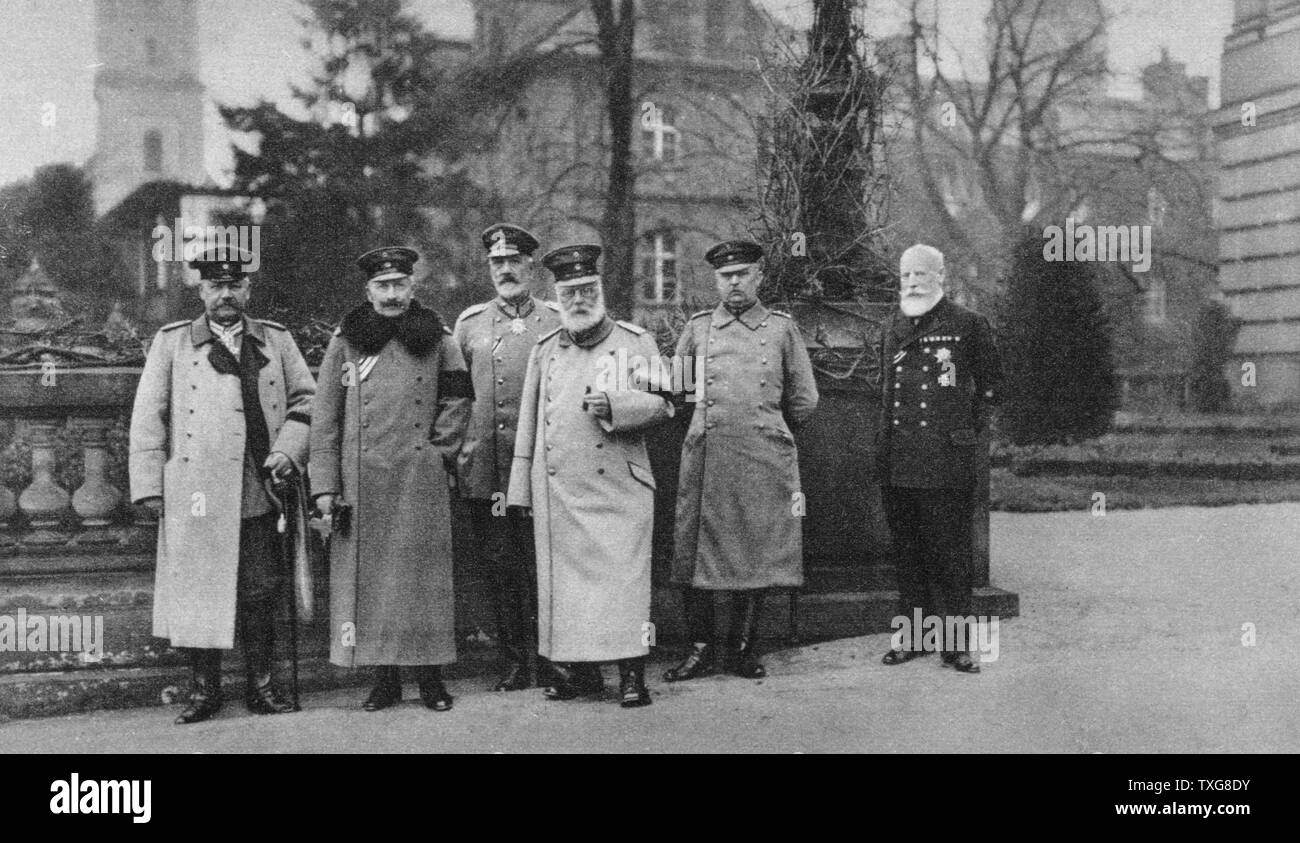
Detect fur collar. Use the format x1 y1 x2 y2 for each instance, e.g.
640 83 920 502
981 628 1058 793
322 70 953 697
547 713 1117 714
339 299 444 358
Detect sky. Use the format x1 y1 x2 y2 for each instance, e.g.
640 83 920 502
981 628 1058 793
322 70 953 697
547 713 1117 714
0 0 1235 190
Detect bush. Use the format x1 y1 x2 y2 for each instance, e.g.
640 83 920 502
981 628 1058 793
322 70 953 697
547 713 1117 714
998 230 1119 444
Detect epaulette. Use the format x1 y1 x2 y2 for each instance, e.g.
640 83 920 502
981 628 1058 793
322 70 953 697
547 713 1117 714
690 310 712 320
458 302 489 321
333 327 342 336
544 301 560 311
615 320 646 335
160 320 188 332
255 318 288 330
536 326 563 344
770 310 792 319
443 326 453 335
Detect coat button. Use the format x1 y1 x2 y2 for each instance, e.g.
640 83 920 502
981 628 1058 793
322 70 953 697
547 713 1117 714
894 401 900 407
920 402 927 409
896 366 902 372
925 347 932 353
546 445 553 451
760 339 766 345
497 378 505 385
548 468 556 476
595 442 603 449
270 380 276 385
498 423 505 430
707 399 715 407
362 422 370 428
922 366 929 372
920 420 927 427
894 383 901 389
417 376 423 383
415 399 423 405
597 468 605 475
760 380 766 386
921 384 928 390
893 419 899 426
706 422 716 429
761 358 767 364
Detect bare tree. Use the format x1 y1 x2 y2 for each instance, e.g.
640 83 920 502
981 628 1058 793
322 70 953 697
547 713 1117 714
589 0 637 319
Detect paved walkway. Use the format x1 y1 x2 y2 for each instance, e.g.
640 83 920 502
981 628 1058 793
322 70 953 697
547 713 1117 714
3 503 1297 753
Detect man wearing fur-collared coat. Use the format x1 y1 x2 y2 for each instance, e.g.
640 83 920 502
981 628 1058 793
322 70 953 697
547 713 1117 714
310 246 473 712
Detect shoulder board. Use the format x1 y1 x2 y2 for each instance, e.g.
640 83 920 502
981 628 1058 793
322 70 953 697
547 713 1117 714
690 310 712 320
770 310 792 319
615 320 646 335
333 327 342 336
458 302 489 320
536 326 563 344
443 326 453 335
544 301 560 311
160 320 189 332
254 319 288 331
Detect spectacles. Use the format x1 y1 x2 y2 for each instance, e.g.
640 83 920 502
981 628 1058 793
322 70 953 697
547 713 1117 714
558 286 600 301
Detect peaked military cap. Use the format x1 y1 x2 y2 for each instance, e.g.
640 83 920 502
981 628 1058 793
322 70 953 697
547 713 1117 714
542 244 602 287
482 223 541 257
357 246 419 282
705 239 765 269
190 247 257 280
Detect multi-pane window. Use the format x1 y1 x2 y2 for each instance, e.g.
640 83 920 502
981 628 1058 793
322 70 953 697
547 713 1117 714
640 231 679 302
642 104 680 163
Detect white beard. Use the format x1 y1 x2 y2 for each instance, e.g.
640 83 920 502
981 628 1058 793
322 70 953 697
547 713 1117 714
899 290 943 318
561 300 606 334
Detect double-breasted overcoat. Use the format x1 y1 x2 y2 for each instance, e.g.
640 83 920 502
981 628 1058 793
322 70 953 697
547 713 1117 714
310 301 472 667
506 319 674 662
129 315 315 649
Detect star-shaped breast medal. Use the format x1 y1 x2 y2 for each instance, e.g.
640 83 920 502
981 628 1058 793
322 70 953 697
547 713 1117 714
934 347 952 363
510 318 527 335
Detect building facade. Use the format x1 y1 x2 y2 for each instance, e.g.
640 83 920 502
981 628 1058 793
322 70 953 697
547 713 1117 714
1214 0 1300 408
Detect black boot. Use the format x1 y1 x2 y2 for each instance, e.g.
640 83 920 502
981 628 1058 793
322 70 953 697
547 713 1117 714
175 649 223 725
363 666 403 711
543 662 605 700
492 589 531 692
241 602 295 714
664 642 716 682
728 591 767 679
618 658 652 708
665 588 717 682
417 665 454 711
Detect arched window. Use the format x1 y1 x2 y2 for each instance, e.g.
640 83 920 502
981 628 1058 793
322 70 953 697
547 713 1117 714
144 130 163 173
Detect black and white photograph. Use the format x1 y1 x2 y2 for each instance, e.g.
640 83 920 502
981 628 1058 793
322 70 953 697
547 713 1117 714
0 0 1289 795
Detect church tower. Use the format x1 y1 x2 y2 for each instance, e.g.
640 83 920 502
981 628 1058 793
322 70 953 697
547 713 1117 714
91 0 206 216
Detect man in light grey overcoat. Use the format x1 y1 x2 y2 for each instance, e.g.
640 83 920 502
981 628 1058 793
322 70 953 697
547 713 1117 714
130 248 315 725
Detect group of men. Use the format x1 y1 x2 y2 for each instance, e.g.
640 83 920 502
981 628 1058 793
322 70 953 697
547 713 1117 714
129 223 1000 726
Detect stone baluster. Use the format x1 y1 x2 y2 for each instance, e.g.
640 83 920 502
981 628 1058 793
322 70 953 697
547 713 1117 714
18 421 71 534
71 418 123 529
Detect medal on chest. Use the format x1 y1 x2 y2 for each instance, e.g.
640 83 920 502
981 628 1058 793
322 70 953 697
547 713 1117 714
510 318 527 335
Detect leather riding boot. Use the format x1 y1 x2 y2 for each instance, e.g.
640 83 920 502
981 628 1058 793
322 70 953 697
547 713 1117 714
617 658 652 708
363 666 403 711
417 665 454 711
241 602 295 714
728 591 767 679
175 649 223 725
492 589 531 692
543 662 605 701
665 588 716 682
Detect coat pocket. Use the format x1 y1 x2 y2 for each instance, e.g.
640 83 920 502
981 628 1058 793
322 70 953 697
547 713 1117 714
627 460 656 491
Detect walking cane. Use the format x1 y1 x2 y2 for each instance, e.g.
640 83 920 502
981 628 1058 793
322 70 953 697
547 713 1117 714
266 476 310 712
